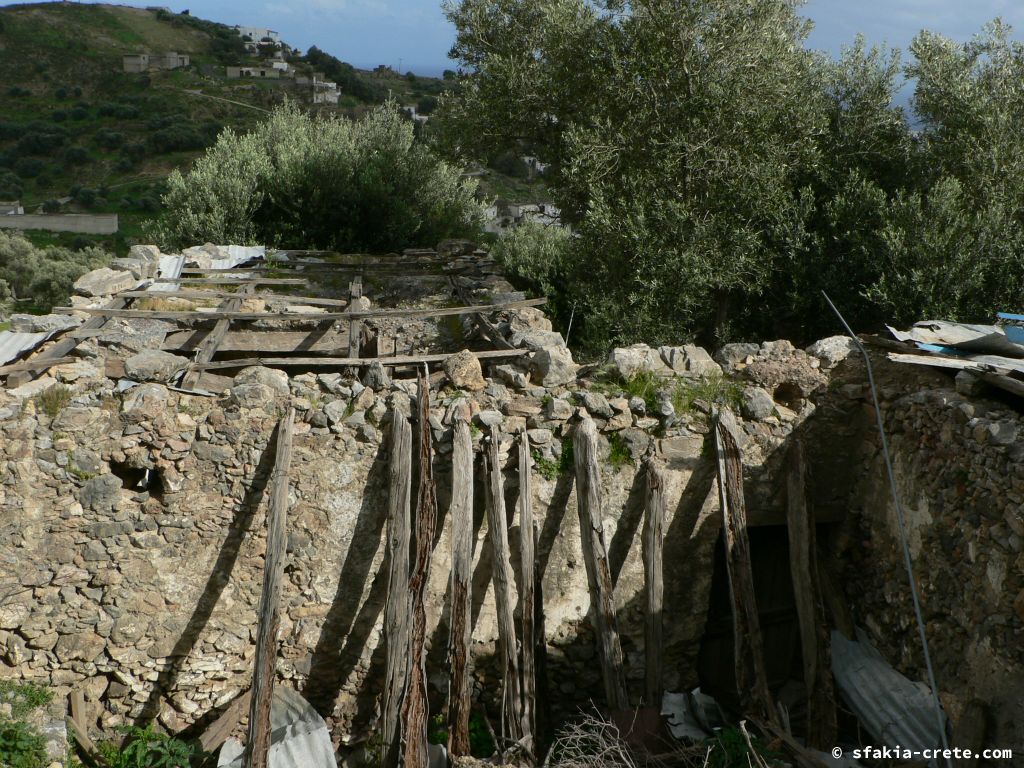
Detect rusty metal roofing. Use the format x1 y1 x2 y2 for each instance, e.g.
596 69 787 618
831 629 947 758
0 330 54 366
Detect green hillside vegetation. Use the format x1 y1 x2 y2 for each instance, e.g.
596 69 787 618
0 2 452 257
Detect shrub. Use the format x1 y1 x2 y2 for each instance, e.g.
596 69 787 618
0 230 110 310
63 146 89 165
97 724 198 768
6 86 30 98
12 158 44 178
16 132 65 155
95 129 124 149
42 199 60 213
50 109 67 123
0 171 22 199
149 102 483 252
69 106 89 121
0 121 24 140
0 719 47 768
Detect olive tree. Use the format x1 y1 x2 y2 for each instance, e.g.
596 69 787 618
150 103 484 252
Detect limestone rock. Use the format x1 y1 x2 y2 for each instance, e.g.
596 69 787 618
578 391 613 419
510 329 566 351
609 343 670 379
9 313 82 334
124 350 189 382
231 366 289 408
122 383 170 422
714 342 760 371
493 364 529 389
443 349 486 391
509 307 553 334
742 387 776 420
659 345 721 377
806 336 855 368
54 631 105 663
362 360 391 391
545 396 573 420
73 267 136 297
80 474 122 512
530 346 578 387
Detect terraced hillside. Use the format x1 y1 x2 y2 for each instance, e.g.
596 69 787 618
0 3 449 254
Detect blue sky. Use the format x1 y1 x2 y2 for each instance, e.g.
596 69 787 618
7 1 1024 76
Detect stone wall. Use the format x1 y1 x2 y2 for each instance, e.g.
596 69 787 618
0 213 119 235
1 341 822 751
820 355 1024 750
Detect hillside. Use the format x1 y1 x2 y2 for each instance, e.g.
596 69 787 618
0 2 451 254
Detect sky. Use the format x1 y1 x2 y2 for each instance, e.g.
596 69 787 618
6 1 1024 76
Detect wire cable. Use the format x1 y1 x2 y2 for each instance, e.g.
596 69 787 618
822 292 950 764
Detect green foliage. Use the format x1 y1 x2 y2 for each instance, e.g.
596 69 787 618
0 682 53 721
670 374 744 416
35 385 72 418
0 719 47 768
427 713 447 745
491 220 573 328
558 436 574 475
468 711 496 757
0 230 109 311
532 449 560 481
706 726 783 768
149 103 483 252
441 2 1024 349
606 432 631 469
97 724 197 768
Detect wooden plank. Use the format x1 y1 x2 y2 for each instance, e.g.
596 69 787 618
713 409 778 727
70 688 87 732
190 349 528 371
0 356 76 376
65 715 105 767
382 410 413 766
400 368 437 768
120 289 352 308
242 408 295 768
198 690 252 753
643 460 667 708
517 428 537 757
450 276 515 351
486 426 525 744
181 285 253 390
154 277 308 285
347 276 363 359
573 418 630 711
163 330 348 355
786 440 837 749
447 406 474 757
10 296 128 382
53 297 547 322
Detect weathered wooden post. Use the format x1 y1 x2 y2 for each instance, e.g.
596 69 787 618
400 367 438 768
643 460 667 708
447 403 474 756
486 426 525 745
242 407 295 768
381 406 413 766
573 417 629 711
786 439 837 747
518 428 537 756
713 408 777 726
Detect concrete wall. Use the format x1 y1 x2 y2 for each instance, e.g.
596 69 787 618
0 214 118 235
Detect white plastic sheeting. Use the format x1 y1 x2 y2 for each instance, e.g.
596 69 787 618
218 687 336 768
831 629 948 763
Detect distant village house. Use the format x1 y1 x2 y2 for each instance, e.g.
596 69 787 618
0 201 24 216
226 65 281 80
233 26 282 54
122 52 190 73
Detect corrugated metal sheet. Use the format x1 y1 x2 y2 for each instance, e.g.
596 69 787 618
0 330 54 366
831 629 947 761
218 687 336 768
211 244 265 271
148 254 186 292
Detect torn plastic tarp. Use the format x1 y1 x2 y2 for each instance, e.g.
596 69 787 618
218 687 336 768
831 629 947 763
888 321 1024 358
660 688 726 742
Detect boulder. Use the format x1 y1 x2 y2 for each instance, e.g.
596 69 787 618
9 313 82 334
122 383 169 423
659 345 722 377
742 387 776 421
231 367 290 409
110 257 155 280
578 391 613 419
54 631 105 663
714 342 760 371
509 307 553 334
362 360 392 391
545 396 574 420
124 350 189 382
443 350 486 391
609 343 670 379
73 267 136 297
80 474 122 512
530 346 578 387
806 336 856 368
493 364 530 389
510 329 566 351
